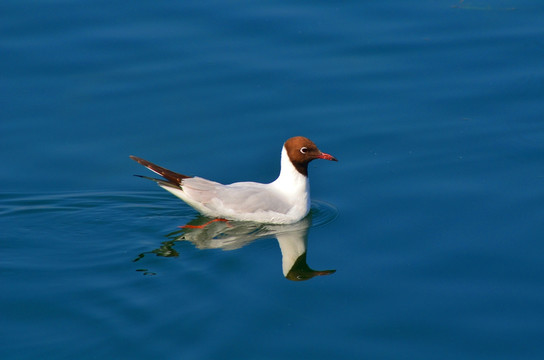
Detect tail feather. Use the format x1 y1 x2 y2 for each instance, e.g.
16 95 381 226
130 155 191 187
133 175 180 189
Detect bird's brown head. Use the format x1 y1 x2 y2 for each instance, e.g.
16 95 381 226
284 136 337 176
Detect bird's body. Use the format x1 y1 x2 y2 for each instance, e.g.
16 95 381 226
130 136 336 224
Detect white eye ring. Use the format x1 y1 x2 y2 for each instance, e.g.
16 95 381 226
300 147 308 154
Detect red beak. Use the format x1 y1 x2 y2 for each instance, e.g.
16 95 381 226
317 152 338 162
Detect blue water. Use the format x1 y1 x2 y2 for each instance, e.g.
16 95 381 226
2 0 543 359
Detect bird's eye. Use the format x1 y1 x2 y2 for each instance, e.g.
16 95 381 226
300 147 308 154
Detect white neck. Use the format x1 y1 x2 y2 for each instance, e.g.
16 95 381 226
277 232 307 276
272 147 310 195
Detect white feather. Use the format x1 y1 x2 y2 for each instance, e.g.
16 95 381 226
160 147 310 224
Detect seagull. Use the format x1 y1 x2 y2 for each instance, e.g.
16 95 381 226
130 136 337 224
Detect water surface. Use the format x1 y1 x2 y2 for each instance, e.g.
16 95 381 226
1 0 543 359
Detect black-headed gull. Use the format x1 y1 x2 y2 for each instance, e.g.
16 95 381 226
130 136 337 224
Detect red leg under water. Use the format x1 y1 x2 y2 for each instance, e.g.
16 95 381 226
180 218 231 229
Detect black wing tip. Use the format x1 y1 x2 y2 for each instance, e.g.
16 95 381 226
129 155 191 186
132 174 179 189
129 155 146 165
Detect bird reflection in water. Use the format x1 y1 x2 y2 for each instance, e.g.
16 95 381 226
134 214 335 281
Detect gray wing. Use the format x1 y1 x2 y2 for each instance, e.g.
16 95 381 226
181 178 291 214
